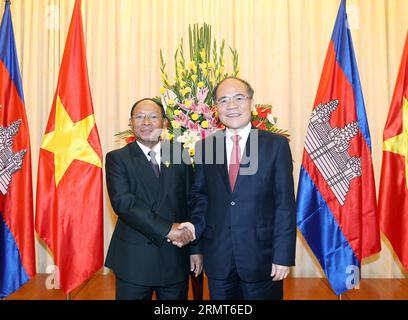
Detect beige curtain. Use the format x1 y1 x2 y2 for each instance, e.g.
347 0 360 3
7 0 408 279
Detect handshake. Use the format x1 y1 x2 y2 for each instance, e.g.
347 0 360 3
166 222 195 248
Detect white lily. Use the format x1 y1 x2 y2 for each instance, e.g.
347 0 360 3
176 130 201 151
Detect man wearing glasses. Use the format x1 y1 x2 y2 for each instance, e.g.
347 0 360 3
181 77 296 300
105 98 202 300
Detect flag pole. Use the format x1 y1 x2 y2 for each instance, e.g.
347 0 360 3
66 293 71 300
337 294 342 300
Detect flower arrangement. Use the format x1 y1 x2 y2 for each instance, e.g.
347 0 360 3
115 24 289 152
158 23 239 156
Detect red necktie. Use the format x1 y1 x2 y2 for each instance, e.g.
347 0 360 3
229 135 241 191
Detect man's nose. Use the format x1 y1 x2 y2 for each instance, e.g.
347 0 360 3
226 99 238 108
142 116 152 124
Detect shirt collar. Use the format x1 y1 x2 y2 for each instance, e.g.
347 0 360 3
225 122 252 142
136 141 161 158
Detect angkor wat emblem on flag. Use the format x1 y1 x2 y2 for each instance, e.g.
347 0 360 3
0 119 26 195
304 100 361 206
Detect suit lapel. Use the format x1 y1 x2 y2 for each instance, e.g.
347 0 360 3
158 140 173 201
214 130 231 193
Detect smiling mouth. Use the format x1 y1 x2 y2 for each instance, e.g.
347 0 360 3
227 113 241 118
140 129 154 135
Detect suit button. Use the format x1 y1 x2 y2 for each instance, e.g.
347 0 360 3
230 201 236 206
228 226 231 230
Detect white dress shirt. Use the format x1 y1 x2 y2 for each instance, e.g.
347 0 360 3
225 122 252 172
136 141 161 169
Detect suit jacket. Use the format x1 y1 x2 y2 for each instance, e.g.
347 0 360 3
189 128 296 282
105 141 199 286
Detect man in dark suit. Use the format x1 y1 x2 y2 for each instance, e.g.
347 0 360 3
180 77 296 300
105 98 202 300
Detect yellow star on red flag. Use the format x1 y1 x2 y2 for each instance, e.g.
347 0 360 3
383 97 408 189
41 96 102 186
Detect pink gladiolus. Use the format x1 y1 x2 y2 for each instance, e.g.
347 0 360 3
174 111 189 126
197 87 209 102
188 120 199 131
178 101 195 112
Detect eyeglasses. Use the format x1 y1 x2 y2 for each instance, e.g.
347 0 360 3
131 113 162 122
215 94 251 108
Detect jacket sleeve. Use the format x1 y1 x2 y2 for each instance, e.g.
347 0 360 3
105 151 172 247
271 137 297 266
188 141 208 241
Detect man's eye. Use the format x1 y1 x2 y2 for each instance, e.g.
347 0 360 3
235 95 246 101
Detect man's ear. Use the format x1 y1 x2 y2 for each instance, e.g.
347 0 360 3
250 98 256 112
163 118 169 128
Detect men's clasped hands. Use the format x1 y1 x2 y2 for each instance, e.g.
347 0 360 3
166 222 196 247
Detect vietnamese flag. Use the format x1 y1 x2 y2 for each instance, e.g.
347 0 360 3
378 31 408 272
35 0 103 294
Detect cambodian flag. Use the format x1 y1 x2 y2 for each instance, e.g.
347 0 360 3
0 1 36 298
296 0 381 295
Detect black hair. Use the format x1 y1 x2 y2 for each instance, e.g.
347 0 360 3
212 77 255 103
130 98 165 118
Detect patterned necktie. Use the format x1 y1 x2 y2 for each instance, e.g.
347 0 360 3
148 150 160 178
229 135 241 191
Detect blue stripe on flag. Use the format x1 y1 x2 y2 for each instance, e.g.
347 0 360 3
0 213 30 298
0 2 25 103
296 166 360 295
331 0 372 151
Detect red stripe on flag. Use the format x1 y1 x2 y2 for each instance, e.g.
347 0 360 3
0 60 36 279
